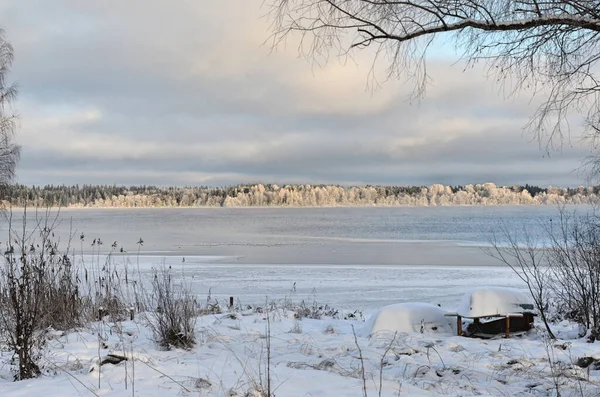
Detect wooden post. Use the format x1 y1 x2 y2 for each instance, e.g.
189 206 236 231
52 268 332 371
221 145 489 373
129 307 135 321
505 316 511 338
457 315 462 336
229 296 234 308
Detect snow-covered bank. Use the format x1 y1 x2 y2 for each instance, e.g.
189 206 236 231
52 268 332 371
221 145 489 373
2 306 599 396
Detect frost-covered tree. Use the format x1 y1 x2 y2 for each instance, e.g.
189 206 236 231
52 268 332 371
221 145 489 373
0 29 20 199
3 183 600 207
267 1 600 166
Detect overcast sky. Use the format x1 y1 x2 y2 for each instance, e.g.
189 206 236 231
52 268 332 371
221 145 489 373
0 0 593 187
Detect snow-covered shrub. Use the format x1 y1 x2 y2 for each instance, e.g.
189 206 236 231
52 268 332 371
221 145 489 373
149 265 197 349
293 300 339 319
362 302 455 337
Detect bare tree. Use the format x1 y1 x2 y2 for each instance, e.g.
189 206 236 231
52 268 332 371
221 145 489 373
0 28 20 199
486 223 556 338
267 1 600 155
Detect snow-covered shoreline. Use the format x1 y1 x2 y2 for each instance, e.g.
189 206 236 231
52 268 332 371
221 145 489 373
2 303 598 397
0 256 598 396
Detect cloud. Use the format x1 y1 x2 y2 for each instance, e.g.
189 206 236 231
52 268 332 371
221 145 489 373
0 0 591 187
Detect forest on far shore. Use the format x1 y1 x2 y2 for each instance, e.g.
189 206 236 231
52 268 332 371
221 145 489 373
1 182 599 208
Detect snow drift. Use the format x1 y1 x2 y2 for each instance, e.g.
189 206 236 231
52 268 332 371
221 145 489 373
362 302 455 336
458 287 535 318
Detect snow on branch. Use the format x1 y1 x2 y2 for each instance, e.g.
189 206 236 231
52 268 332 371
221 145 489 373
354 14 600 47
267 1 600 177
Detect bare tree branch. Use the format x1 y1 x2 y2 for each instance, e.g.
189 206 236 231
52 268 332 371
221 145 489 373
0 28 20 203
266 1 600 174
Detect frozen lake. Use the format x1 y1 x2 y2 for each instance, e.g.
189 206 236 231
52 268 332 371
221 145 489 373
140 256 524 314
5 205 591 311
21 205 581 260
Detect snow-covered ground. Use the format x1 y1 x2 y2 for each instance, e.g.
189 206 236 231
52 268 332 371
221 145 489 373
1 301 599 397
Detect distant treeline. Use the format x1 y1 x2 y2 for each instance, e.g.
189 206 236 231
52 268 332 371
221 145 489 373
1 183 599 208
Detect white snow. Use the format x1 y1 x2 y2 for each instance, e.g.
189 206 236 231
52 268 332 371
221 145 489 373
362 302 455 336
1 305 599 397
0 257 596 396
458 286 536 317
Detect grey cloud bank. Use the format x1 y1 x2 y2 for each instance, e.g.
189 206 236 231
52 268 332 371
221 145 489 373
0 0 591 187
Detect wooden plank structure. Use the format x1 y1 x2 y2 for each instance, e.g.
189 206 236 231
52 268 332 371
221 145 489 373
446 287 537 338
445 312 535 338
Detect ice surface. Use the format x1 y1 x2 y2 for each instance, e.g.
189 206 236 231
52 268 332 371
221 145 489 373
457 287 535 317
362 302 455 336
107 255 525 312
9 207 539 312
14 206 568 264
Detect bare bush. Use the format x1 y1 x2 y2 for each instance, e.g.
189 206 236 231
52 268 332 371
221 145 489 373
148 265 197 349
0 209 85 380
90 256 130 322
546 209 600 338
293 299 339 320
489 206 600 340
487 223 556 338
0 208 147 380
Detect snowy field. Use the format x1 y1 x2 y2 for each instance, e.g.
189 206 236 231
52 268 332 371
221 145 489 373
1 256 599 396
1 301 598 397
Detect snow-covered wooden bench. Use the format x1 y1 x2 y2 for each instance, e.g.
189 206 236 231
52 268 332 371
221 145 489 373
445 287 536 338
